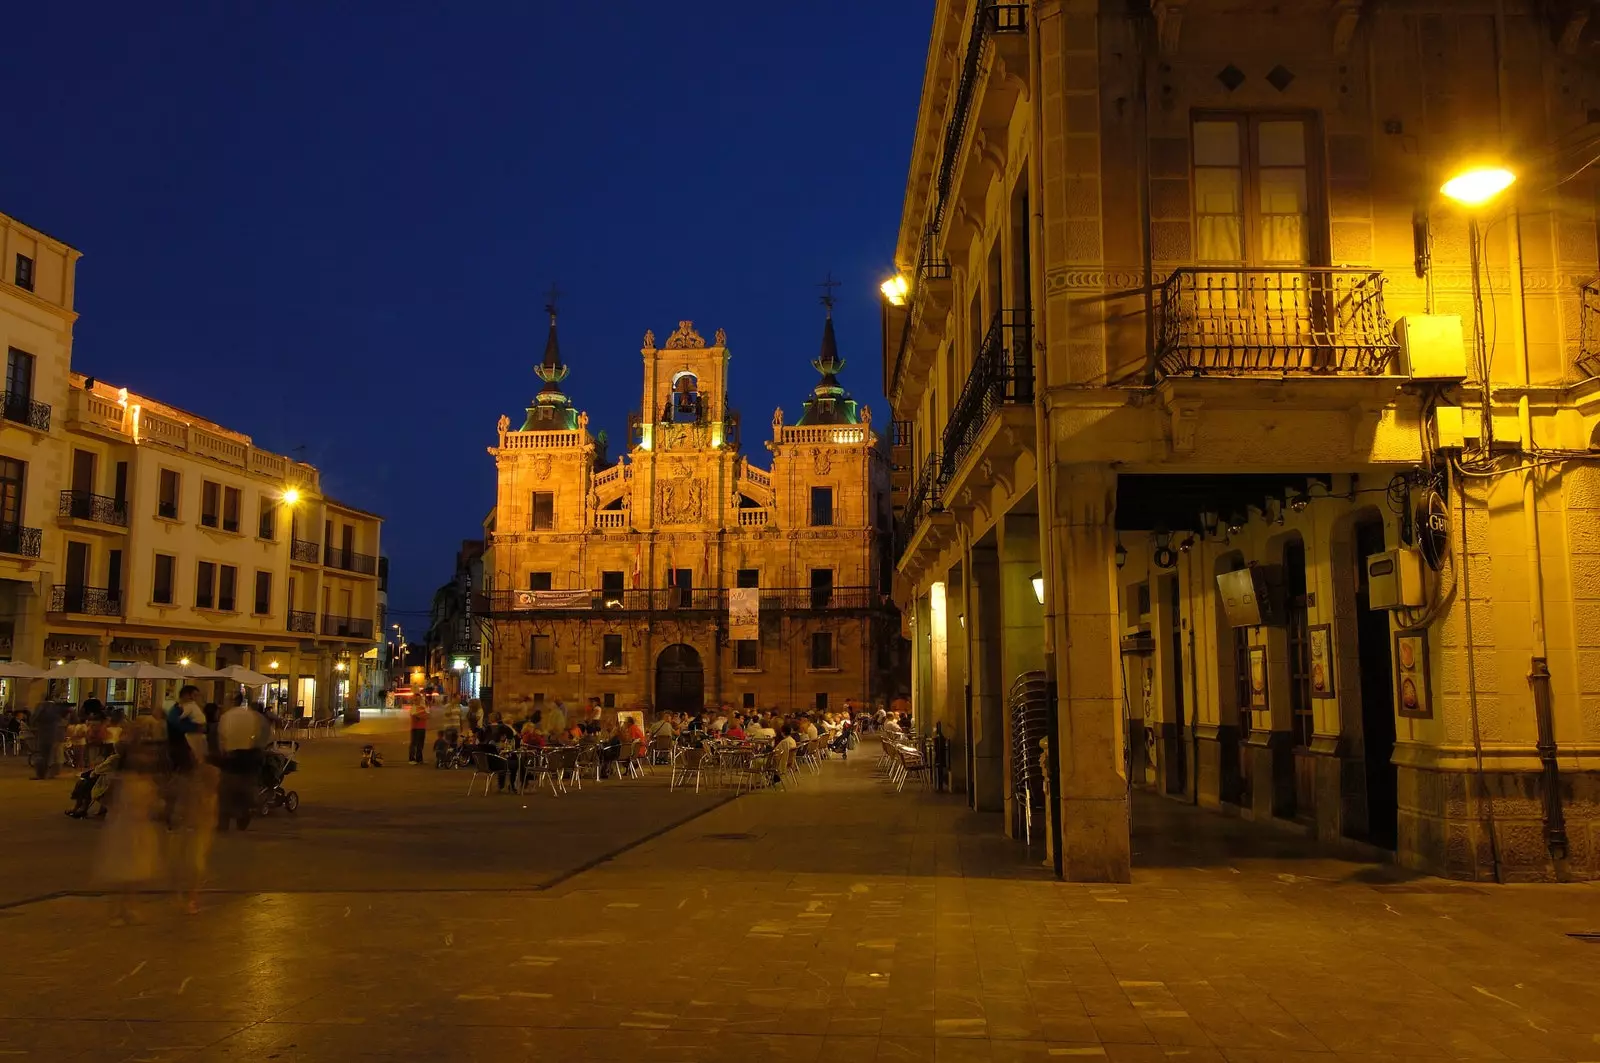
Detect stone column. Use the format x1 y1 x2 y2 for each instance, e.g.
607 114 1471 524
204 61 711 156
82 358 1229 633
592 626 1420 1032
1048 464 1131 882
968 541 1005 812
999 512 1046 836
12 580 47 710
203 641 222 707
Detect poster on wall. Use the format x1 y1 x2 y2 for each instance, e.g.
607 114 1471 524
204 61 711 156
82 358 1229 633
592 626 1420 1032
1394 630 1432 719
1248 646 1268 710
728 587 760 641
1309 624 1335 699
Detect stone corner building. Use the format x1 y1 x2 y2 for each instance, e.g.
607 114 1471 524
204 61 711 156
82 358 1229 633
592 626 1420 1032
884 1 1600 882
479 305 904 715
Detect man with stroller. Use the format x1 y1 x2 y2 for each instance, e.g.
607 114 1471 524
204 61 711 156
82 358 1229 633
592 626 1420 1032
216 695 271 830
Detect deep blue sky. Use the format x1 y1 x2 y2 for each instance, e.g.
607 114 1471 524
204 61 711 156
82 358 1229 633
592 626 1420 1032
3 2 928 623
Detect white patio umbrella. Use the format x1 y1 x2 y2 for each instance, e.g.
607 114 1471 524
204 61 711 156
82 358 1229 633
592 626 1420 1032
0 661 46 679
171 661 228 679
218 664 274 686
110 662 185 682
43 659 120 680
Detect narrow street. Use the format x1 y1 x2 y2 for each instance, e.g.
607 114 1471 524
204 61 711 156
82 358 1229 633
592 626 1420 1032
1 734 1596 1062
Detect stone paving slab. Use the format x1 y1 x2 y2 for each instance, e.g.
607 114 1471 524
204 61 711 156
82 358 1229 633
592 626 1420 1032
0 745 1597 1062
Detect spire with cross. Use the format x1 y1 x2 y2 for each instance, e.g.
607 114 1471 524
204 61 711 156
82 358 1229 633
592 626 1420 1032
818 271 841 317
543 282 562 324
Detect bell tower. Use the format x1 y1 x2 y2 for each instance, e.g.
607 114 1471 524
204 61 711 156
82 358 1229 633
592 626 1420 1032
634 321 733 453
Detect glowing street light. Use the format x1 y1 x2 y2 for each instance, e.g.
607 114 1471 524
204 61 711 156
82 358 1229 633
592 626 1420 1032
281 487 301 505
1441 166 1515 207
880 274 909 307
179 656 190 667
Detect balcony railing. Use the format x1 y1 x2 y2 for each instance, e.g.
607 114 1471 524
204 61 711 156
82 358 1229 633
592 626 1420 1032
892 420 913 447
1578 280 1600 377
477 586 892 619
49 585 122 617
935 3 1028 231
1155 267 1399 378
325 546 378 575
896 454 945 560
760 587 889 612
322 614 375 639
595 510 628 530
737 508 768 527
59 490 129 527
0 522 41 558
1 392 51 432
288 609 316 633
290 539 320 564
942 309 1033 477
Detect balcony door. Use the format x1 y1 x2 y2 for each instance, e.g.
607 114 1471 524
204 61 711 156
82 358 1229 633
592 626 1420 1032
1191 114 1327 368
0 458 23 527
69 449 95 519
65 541 89 612
5 348 33 401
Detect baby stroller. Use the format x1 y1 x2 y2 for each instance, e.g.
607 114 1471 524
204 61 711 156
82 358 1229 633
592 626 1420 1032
257 741 299 814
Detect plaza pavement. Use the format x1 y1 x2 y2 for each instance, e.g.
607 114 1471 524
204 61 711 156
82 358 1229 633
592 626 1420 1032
0 728 1597 1062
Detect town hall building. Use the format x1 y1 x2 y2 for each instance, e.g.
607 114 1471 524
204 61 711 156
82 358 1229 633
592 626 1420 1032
477 302 901 714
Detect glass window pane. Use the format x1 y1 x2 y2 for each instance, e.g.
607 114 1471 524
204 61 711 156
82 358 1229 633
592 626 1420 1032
1193 121 1241 166
1196 218 1244 264
1194 167 1242 216
1259 217 1308 264
1257 121 1306 167
1258 168 1308 215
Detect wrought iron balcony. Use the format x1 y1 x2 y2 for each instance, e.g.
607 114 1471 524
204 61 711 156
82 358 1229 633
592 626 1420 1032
325 546 378 575
1 392 51 432
895 454 945 561
941 309 1034 477
288 609 316 633
1155 267 1399 378
58 490 129 527
0 522 41 558
322 613 375 640
759 587 892 613
934 2 1029 231
1578 280 1600 377
49 585 122 617
290 538 320 564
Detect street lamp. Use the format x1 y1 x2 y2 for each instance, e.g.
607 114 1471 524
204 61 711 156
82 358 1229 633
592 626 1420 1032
282 487 301 505
1031 571 1045 605
1441 165 1515 207
880 274 908 307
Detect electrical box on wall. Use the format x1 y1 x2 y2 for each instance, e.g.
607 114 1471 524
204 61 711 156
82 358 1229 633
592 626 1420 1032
1395 315 1468 380
1366 548 1426 609
1434 405 1465 449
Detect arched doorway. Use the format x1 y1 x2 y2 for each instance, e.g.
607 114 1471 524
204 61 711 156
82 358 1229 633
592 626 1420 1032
655 644 704 712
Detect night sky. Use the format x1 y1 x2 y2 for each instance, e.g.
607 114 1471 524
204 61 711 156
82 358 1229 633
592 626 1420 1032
3 2 928 626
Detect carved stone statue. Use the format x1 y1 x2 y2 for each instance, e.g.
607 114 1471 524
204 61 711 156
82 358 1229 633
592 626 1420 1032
642 329 655 349
713 327 727 347
578 411 589 431
497 414 510 435
665 321 705 349
772 407 783 429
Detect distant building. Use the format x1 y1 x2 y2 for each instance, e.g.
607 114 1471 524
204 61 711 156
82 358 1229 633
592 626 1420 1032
0 208 383 717
426 539 484 698
478 305 904 714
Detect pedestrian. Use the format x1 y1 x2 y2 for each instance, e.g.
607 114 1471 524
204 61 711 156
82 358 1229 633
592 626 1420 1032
215 695 270 831
166 685 217 914
95 719 163 926
442 695 463 744
29 698 66 780
407 695 430 764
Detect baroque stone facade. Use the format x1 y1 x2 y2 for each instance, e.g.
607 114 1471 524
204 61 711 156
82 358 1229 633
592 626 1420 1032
480 308 901 714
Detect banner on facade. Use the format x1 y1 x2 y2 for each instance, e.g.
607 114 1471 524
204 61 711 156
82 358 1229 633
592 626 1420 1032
728 587 760 641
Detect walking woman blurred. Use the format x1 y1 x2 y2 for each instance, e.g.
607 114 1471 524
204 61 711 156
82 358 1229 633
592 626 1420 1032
95 710 167 925
167 685 217 914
